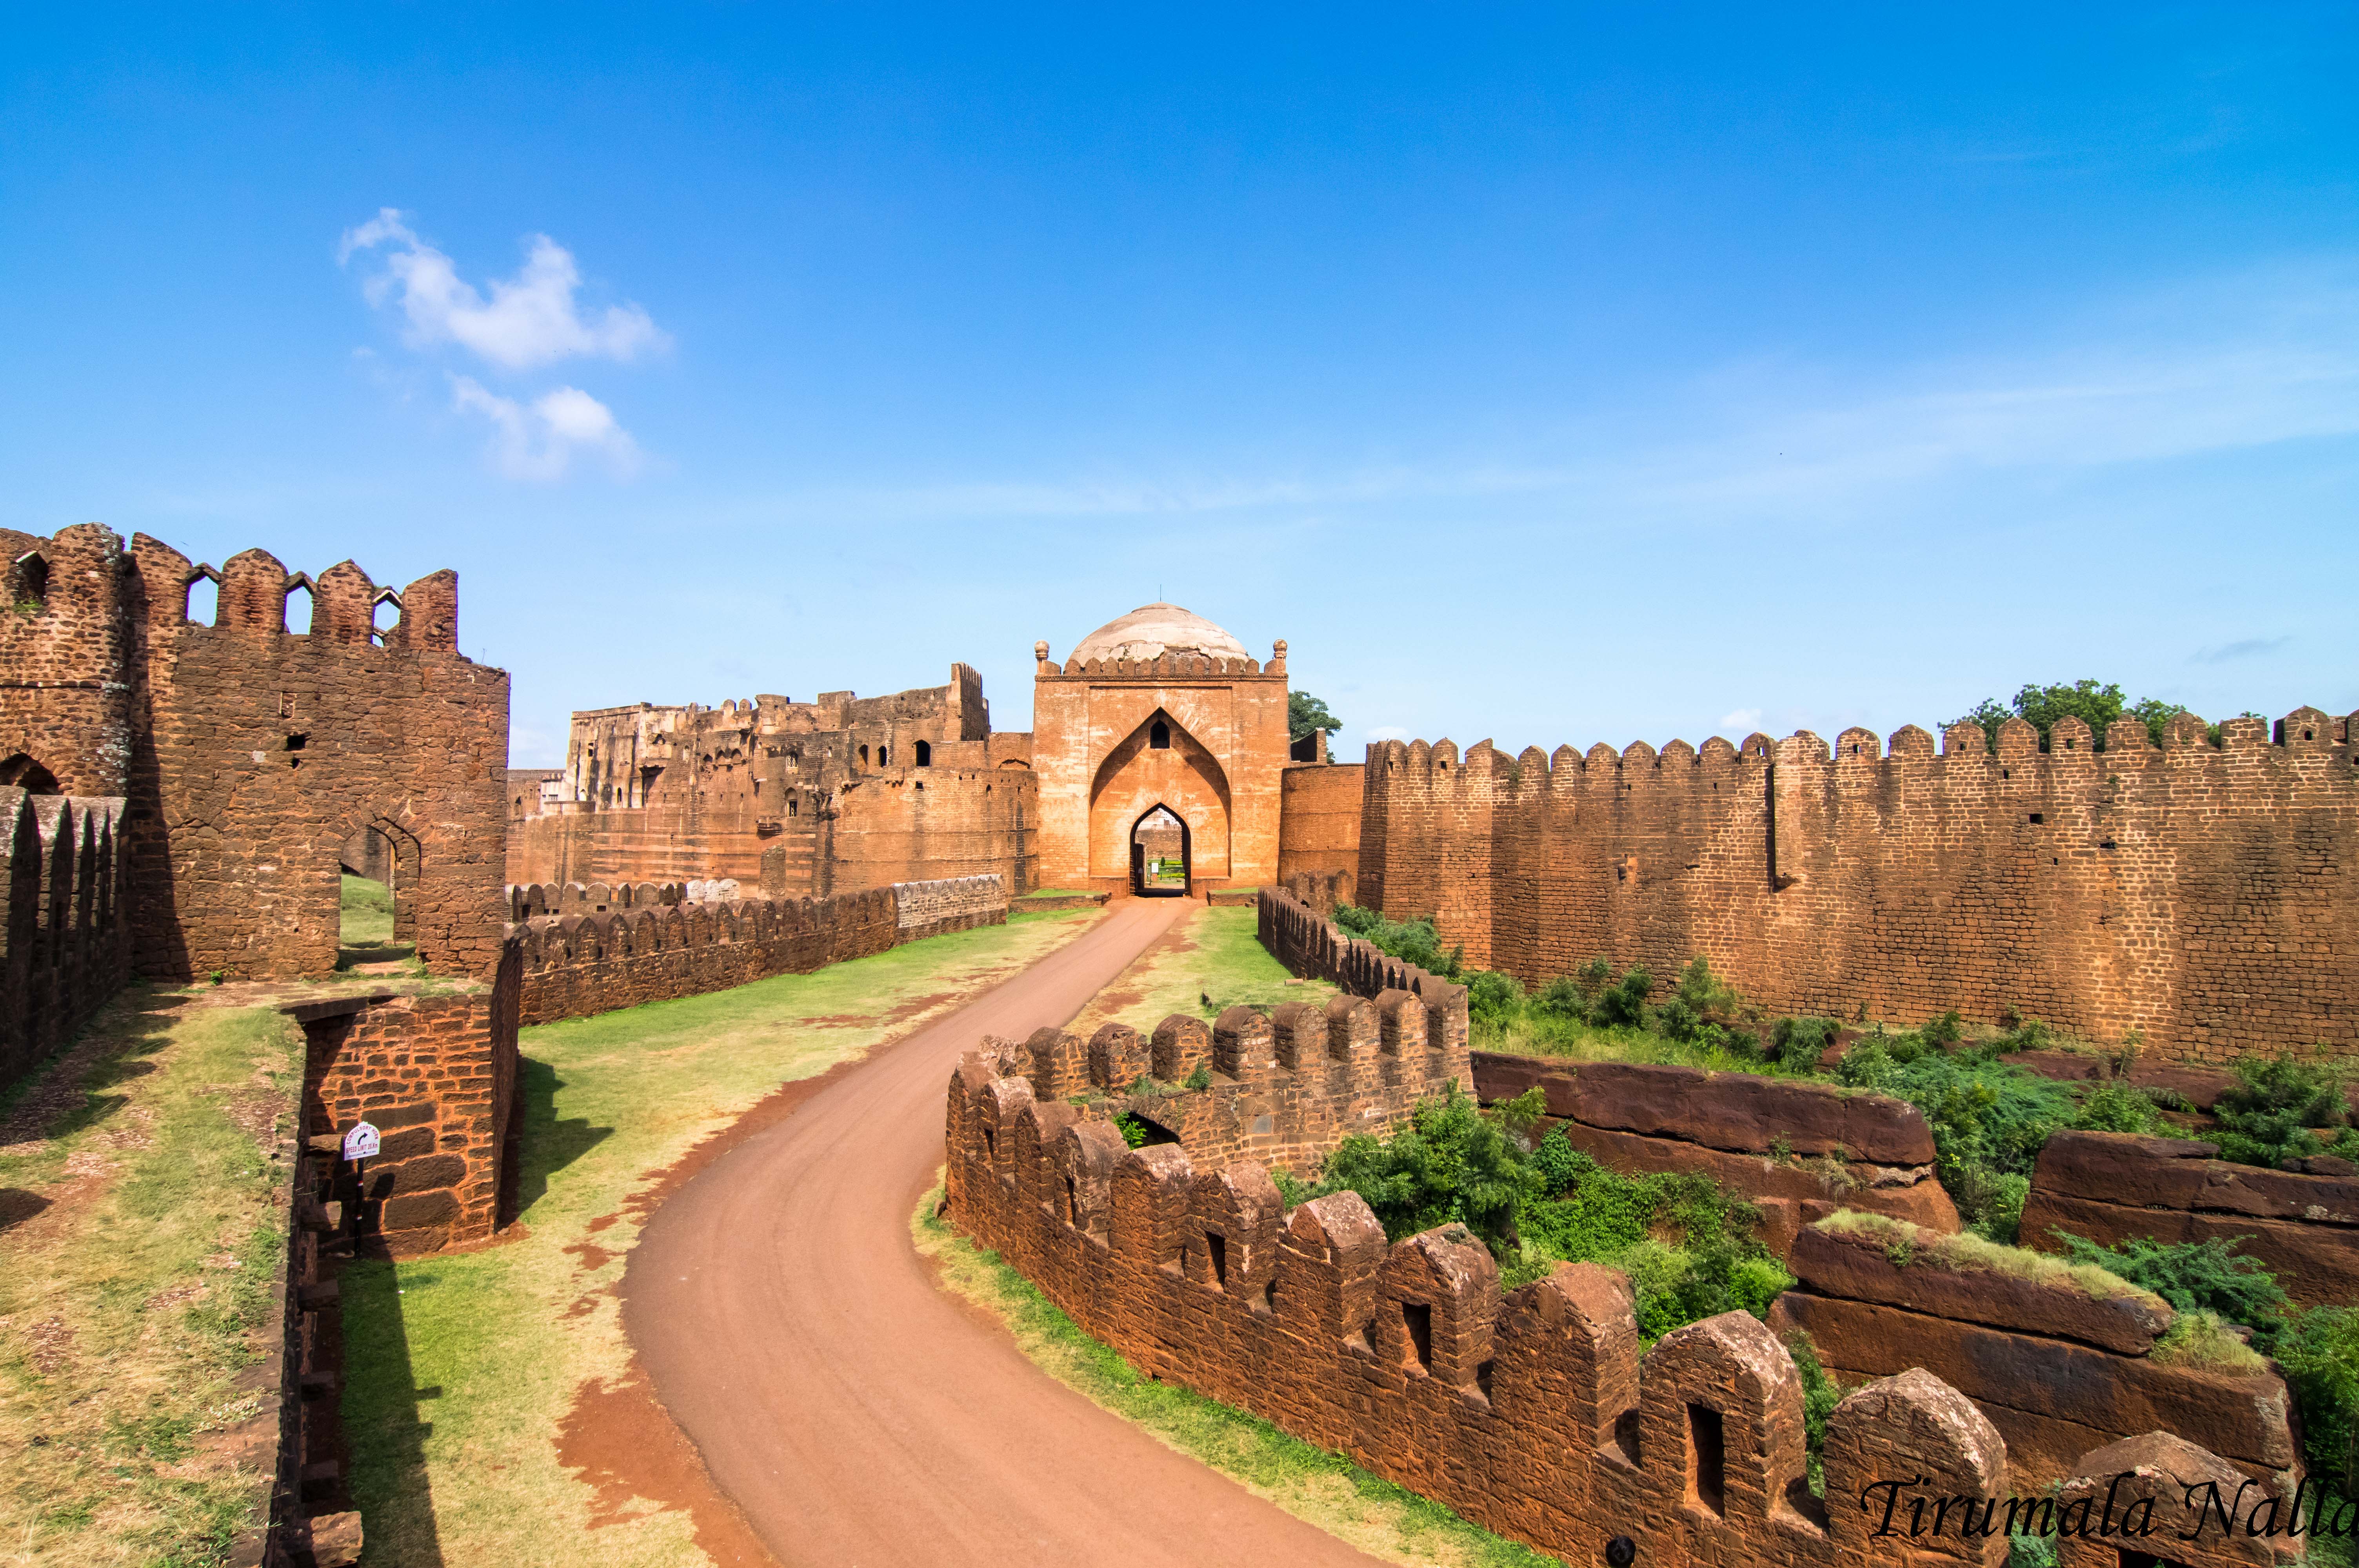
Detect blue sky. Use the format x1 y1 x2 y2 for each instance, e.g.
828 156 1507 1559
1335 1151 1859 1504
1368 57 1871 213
4 7 2354 766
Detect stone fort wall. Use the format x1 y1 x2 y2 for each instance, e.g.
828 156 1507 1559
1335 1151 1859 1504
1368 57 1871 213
1 790 132 1087
1356 712 2359 1065
945 1073 2294 1568
505 874 1007 1027
1277 761 1363 910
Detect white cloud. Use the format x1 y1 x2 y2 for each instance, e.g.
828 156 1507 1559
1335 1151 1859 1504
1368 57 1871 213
1364 724 1413 742
2194 637 2292 664
341 208 669 370
1719 708 1762 733
450 376 643 482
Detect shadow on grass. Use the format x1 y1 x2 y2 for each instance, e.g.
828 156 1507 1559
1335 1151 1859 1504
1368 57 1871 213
338 1258 446 1566
500 1055 612 1227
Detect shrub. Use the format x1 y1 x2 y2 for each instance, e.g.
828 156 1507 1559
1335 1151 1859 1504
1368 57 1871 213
1921 1009 1964 1047
2046 1234 2289 1337
1183 1063 1213 1091
1309 1084 1541 1256
1531 974 1588 1023
1835 1040 2077 1239
2209 1051 2355 1169
1784 1331 1845 1496
1465 969 1525 1029
1672 956 1740 1018
1114 1113 1153 1149
1770 1016 1839 1073
2274 1305 2359 1496
1590 965 1653 1029
2069 1080 2177 1137
2149 1310 2267 1374
1332 904 1466 980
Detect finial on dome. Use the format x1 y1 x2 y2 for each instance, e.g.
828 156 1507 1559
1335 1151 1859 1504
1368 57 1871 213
1272 638 1287 669
1034 639 1049 661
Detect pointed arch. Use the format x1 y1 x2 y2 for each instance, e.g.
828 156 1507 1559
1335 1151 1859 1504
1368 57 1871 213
1088 709 1232 884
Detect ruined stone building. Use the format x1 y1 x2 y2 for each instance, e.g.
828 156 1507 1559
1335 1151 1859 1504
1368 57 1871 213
509 601 1307 902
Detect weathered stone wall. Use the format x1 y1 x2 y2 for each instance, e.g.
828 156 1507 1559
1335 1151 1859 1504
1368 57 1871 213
1258 885 1470 1036
507 875 1009 1027
964 992 1472 1177
1357 715 2359 1066
947 1067 2188 1568
2019 1130 2359 1309
1278 761 1363 909
1469 1054 1959 1256
1769 1217 2299 1491
293 949 522 1258
1032 644 1291 896
829 768 1039 896
1 791 133 1088
0 523 132 797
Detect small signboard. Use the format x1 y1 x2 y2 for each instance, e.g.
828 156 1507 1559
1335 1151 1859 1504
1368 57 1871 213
341 1121 381 1162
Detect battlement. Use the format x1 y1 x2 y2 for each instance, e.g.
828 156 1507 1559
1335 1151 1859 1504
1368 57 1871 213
1258 884 1472 1018
503 874 1007 1025
2 789 133 1087
1033 650 1283 682
1357 708 2359 1065
944 1083 2296 1568
954 982 1471 1173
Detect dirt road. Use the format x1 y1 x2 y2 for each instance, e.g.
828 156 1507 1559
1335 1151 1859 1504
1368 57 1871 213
626 898 1387 1568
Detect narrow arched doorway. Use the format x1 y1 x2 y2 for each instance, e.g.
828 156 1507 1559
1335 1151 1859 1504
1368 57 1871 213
1130 805 1189 897
337 822 420 971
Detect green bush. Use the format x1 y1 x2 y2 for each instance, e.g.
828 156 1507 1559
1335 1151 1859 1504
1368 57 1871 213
2068 1080 2177 1137
2209 1051 2356 1169
1332 904 1466 980
1784 1331 1845 1497
1834 1039 2077 1240
1114 1113 1153 1149
1590 965 1653 1029
1465 969 1525 1029
1531 974 1588 1023
1770 1016 1839 1073
2046 1234 2290 1338
2274 1305 2359 1497
1309 1085 1541 1256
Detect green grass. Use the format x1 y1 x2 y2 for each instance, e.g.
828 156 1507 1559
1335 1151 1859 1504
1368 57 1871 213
913 1187 1556 1568
1068 904 1334 1038
338 907 1101 1568
1814 1210 2166 1307
0 995 301 1567
340 873 393 946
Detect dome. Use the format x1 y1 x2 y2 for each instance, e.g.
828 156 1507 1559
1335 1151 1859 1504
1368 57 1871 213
1068 603 1250 664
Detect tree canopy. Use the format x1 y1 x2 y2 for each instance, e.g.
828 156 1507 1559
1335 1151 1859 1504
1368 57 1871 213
1288 690 1341 743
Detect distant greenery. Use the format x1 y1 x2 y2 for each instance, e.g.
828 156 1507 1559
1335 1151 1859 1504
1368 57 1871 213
1288 690 1342 744
1943 678 2273 751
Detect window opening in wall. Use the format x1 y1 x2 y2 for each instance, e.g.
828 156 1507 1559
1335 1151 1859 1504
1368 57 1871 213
0 753 61 795
186 573 219 626
1401 1301 1433 1372
1149 719 1170 749
285 581 314 635
11 552 48 610
2028 813 2044 824
1063 1175 1079 1225
1206 1232 1227 1287
914 740 930 766
336 825 413 973
1612 1407 1642 1465
879 746 889 766
1259 1278 1278 1314
787 798 797 817
1686 1403 1726 1517
370 593 399 643
859 744 869 767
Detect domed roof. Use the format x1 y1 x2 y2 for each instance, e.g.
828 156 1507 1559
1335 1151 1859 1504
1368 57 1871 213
1068 603 1250 664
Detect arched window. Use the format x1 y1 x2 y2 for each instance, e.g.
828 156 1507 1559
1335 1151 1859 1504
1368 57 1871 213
1150 719 1170 750
0 753 61 794
859 744 869 767
878 745 889 766
914 740 931 767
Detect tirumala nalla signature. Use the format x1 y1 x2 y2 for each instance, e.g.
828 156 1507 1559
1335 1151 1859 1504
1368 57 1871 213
1857 1473 2358 1542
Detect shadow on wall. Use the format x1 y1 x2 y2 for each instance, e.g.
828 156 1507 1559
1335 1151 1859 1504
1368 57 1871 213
498 1055 612 1227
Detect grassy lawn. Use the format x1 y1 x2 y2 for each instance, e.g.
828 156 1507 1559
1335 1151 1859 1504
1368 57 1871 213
337 874 416 973
0 994 300 1567
913 1187 1554 1568
339 907 1101 1568
1067 904 1334 1039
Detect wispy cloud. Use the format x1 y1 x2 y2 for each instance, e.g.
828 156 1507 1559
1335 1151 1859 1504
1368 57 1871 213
1719 708 1762 733
342 209 669 369
782 260 2359 527
450 376 642 481
1363 724 1413 742
2194 636 2292 664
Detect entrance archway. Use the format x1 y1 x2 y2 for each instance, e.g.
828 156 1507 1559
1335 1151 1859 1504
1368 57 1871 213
1130 805 1189 897
336 820 420 971
0 753 61 795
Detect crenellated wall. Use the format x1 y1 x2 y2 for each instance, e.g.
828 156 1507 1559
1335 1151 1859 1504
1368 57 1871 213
1258 885 1471 1036
944 1069 2293 1568
505 875 1009 1026
1356 712 2359 1065
1 789 133 1087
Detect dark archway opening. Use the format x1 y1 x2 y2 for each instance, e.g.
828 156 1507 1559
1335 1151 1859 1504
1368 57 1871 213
1130 804 1189 897
0 753 61 795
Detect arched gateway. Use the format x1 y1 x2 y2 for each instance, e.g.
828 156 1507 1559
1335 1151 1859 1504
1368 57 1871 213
1032 603 1291 898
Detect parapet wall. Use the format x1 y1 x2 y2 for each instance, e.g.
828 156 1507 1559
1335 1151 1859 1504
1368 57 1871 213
945 1069 2304 1568
964 989 1472 1176
1258 884 1471 1037
1276 762 1363 909
1 789 132 1089
506 875 1009 1027
1358 712 2359 1065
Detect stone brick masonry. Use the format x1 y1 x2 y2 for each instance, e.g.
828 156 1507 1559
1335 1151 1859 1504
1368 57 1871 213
1357 714 2359 1067
505 875 1007 1027
1 790 131 1085
945 1074 2291 1568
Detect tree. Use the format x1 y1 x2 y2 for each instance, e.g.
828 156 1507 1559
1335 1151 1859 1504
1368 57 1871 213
1289 690 1341 744
1946 680 2194 751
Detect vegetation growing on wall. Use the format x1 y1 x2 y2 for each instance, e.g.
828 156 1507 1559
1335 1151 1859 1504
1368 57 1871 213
1279 1085 1792 1341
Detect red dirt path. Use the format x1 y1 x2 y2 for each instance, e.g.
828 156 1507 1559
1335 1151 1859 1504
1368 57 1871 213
625 897 1388 1566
